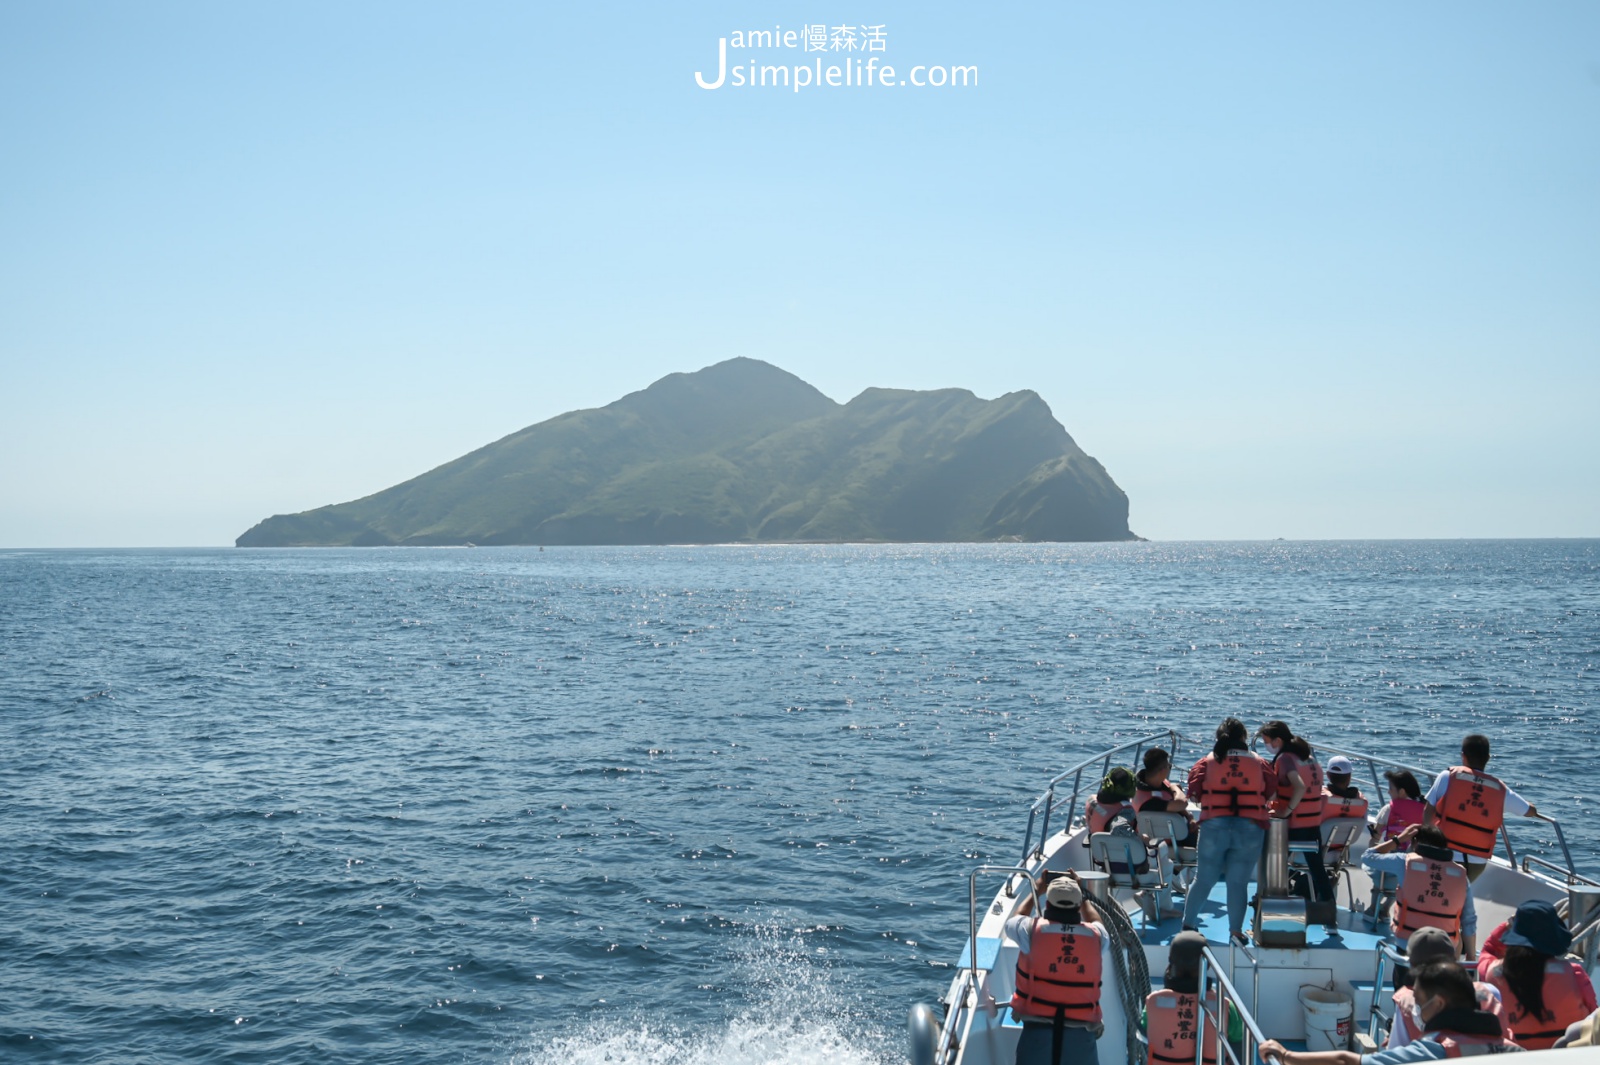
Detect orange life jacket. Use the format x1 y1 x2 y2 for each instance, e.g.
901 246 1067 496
1012 920 1104 1023
1195 752 1270 823
1384 797 1427 845
1135 779 1182 812
1484 957 1595 1050
1146 988 1218 1065
1393 984 1510 1043
1392 854 1468 941
1087 799 1132 836
1436 767 1507 860
1322 787 1369 823
1271 753 1325 829
1429 1030 1524 1057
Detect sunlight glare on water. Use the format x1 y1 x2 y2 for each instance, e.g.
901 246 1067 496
0 541 1594 1064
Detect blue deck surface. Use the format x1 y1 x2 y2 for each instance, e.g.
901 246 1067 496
1138 880 1389 952
957 935 1004 971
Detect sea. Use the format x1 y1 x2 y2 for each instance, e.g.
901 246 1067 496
1 540 1595 1065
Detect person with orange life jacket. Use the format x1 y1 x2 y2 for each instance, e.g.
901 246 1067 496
1369 769 1428 921
1423 734 1539 884
1259 720 1333 906
1321 755 1370 860
1136 747 1198 847
1084 766 1137 841
1479 899 1597 1051
1386 928 1509 1050
1145 929 1225 1065
1180 717 1272 944
1362 823 1479 976
1004 874 1107 1065
1262 961 1523 1065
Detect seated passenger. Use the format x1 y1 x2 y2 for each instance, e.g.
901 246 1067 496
1145 930 1220 1065
1371 769 1426 849
1084 766 1137 841
1480 899 1598 1050
1262 961 1519 1064
1136 747 1197 847
1361 824 1478 968
1321 755 1369 859
1386 927 1507 1049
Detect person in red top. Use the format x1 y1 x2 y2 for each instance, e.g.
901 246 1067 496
1259 720 1332 904
1480 900 1597 1050
1180 717 1272 943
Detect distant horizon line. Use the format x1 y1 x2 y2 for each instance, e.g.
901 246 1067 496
4 537 1597 551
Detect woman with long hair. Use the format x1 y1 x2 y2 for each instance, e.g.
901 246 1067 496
1258 720 1332 905
1482 900 1597 1050
1373 769 1426 846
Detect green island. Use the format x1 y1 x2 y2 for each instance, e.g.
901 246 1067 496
235 358 1137 546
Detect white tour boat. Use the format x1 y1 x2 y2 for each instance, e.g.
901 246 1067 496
909 731 1600 1065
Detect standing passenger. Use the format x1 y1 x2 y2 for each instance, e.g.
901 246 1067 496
1180 717 1272 944
1259 720 1332 904
1424 734 1539 882
1005 875 1107 1065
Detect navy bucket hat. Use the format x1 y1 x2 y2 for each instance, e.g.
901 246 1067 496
1502 899 1573 957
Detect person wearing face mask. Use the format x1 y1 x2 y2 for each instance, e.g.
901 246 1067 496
1386 928 1508 1049
1258 720 1332 907
1260 961 1522 1064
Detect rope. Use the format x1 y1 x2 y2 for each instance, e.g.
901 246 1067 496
1098 893 1152 1065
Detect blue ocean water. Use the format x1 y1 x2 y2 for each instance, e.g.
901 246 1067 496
1 541 1595 1064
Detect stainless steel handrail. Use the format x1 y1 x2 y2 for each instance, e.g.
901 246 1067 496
934 968 976 1065
1021 735 1584 882
966 865 1037 996
1522 855 1600 888
1198 945 1271 1065
1367 942 1409 1044
1022 729 1185 860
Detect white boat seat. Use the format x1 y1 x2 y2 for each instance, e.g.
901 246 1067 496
1137 811 1195 860
1285 817 1369 909
1090 831 1164 931
1089 832 1158 886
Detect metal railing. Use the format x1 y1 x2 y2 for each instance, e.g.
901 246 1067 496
1197 945 1271 1065
932 968 976 1065
966 865 1037 995
1021 730 1187 862
1521 855 1600 889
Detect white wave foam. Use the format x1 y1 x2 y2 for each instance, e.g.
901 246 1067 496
514 925 897 1065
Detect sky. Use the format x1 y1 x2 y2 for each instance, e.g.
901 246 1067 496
2 2 1596 547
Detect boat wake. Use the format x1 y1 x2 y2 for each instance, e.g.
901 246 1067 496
512 926 897 1065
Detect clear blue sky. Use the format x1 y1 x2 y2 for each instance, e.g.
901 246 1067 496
2 2 1596 546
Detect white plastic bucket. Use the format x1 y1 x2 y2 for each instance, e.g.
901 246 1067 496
1299 985 1353 1051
